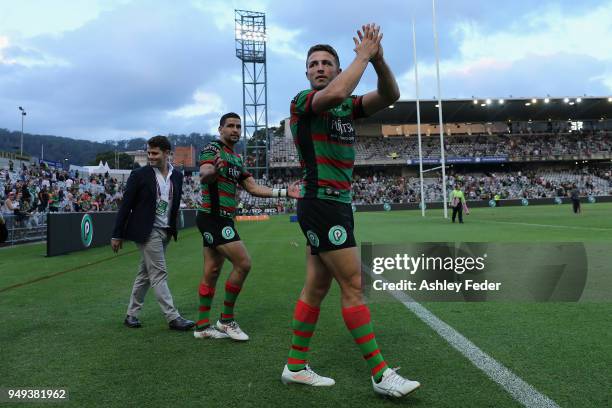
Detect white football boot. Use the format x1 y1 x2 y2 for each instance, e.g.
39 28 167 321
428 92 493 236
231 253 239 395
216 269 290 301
215 320 249 341
281 364 335 386
372 367 420 397
193 326 229 339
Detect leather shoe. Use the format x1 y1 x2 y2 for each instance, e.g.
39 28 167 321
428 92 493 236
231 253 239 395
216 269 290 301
169 316 195 331
124 315 142 328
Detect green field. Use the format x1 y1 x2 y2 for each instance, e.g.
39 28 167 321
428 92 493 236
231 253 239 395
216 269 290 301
1 204 611 407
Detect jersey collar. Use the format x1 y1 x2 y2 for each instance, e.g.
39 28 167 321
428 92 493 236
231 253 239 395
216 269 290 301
217 139 235 152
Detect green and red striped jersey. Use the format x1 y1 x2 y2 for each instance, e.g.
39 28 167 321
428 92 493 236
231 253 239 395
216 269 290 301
290 89 366 203
198 140 251 218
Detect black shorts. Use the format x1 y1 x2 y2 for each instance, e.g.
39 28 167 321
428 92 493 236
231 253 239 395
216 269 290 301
297 199 356 255
196 211 241 248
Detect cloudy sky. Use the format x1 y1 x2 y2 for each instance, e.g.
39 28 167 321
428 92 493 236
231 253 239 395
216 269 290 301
1 0 611 141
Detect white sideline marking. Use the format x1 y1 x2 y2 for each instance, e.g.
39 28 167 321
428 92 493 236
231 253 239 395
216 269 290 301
370 272 560 407
477 219 611 232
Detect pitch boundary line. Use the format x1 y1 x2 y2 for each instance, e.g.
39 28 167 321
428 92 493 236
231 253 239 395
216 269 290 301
369 272 560 407
0 230 202 293
0 249 140 293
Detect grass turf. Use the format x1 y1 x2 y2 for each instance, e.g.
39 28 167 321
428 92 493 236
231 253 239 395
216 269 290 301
1 203 610 407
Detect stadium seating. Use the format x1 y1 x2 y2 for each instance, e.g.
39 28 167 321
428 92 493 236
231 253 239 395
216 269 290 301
2 135 610 218
269 131 611 164
232 169 611 209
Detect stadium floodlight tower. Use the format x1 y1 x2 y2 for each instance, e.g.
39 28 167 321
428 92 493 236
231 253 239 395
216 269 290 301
235 9 269 179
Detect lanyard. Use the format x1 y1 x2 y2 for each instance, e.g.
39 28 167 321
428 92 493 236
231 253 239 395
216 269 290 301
156 176 173 201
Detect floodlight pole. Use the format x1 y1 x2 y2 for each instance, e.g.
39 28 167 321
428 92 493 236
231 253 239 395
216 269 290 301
18 106 26 156
235 10 269 179
432 0 448 218
412 18 425 217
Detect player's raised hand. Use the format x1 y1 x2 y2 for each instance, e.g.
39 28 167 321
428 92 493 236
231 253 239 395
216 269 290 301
353 23 382 61
288 180 302 199
371 26 384 62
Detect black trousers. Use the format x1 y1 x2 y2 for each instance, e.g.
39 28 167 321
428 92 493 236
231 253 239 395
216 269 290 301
452 203 463 223
572 199 581 213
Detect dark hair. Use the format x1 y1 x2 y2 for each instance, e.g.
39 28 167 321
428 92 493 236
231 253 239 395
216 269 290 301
219 112 241 127
307 44 340 67
147 135 171 152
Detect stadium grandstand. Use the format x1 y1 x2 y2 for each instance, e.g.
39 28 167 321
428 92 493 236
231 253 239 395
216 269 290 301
0 161 203 244
242 96 611 212
1 96 611 240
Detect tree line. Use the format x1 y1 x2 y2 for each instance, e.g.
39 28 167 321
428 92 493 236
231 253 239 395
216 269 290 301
1 129 220 169
0 126 283 169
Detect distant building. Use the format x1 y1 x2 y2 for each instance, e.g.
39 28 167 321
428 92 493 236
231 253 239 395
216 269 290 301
173 145 196 168
125 150 147 167
70 162 132 182
125 146 196 169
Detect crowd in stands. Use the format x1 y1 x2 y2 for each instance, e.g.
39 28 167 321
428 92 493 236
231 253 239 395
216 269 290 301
241 168 611 207
270 131 611 163
236 175 297 214
352 168 610 204
181 175 202 210
0 163 130 227
0 163 213 224
2 160 610 227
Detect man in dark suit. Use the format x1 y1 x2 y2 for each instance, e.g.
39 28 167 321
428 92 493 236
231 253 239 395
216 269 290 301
111 136 194 331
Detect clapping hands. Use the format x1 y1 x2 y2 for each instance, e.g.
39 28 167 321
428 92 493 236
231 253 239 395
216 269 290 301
353 23 384 62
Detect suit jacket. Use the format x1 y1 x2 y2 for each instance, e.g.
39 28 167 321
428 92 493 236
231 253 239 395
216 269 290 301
112 165 183 244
